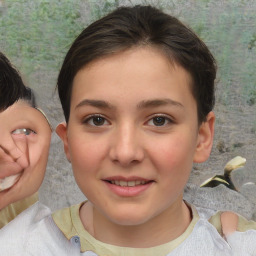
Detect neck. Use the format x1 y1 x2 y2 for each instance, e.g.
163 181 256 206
80 196 192 248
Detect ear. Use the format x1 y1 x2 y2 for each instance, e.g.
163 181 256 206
56 122 71 162
193 111 215 163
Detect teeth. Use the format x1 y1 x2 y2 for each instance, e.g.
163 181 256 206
110 180 148 187
0 174 21 192
120 181 127 187
128 181 135 187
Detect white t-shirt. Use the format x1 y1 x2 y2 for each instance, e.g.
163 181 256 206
0 201 256 256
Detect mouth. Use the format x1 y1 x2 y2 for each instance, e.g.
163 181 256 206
103 177 154 197
0 173 22 192
106 180 152 187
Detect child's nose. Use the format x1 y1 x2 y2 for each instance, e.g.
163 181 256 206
109 124 145 167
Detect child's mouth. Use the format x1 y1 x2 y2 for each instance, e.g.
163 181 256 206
107 180 151 187
103 178 154 196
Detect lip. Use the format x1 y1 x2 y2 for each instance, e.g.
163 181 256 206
103 176 154 197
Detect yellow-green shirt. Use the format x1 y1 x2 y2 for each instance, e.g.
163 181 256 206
52 202 256 256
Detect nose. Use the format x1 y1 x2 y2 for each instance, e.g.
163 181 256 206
109 123 145 167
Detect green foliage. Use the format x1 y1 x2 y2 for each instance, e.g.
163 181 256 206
248 34 256 50
183 1 256 107
87 0 120 22
0 0 83 76
0 0 255 110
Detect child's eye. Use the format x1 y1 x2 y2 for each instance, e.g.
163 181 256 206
83 115 110 126
147 115 173 127
12 128 36 135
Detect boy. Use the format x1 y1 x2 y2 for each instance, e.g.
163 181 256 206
0 52 52 225
1 6 255 256
54 5 256 256
0 54 80 255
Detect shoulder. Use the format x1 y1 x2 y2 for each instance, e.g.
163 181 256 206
0 201 51 234
0 202 81 255
208 210 256 255
209 211 256 236
0 193 38 228
0 202 52 254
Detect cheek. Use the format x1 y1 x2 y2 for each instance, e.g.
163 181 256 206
27 136 50 170
149 134 196 176
69 137 105 176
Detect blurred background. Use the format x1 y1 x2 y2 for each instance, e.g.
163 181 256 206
0 0 255 217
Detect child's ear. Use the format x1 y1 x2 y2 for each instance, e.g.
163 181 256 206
193 111 215 163
56 122 71 162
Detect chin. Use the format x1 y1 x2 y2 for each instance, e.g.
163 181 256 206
106 207 153 226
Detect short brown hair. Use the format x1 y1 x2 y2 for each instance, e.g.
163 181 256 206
57 5 216 123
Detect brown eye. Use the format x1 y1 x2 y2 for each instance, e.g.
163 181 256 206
147 115 173 127
83 115 110 127
92 116 105 126
152 116 166 126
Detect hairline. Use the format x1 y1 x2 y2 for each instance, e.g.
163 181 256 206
66 44 202 124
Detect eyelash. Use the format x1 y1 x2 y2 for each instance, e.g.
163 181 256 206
146 114 174 127
82 114 174 127
12 128 36 135
83 114 110 127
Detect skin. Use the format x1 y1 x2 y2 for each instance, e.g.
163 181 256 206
57 46 215 247
0 100 52 210
221 212 239 238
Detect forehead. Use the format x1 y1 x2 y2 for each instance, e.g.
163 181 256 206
71 47 194 108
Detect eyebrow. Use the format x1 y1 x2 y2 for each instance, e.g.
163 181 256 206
137 98 184 109
75 98 184 110
75 99 114 109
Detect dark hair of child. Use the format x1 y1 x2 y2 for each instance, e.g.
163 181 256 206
57 5 216 123
0 52 36 111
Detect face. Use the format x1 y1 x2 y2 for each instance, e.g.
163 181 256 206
0 100 52 209
57 47 214 226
